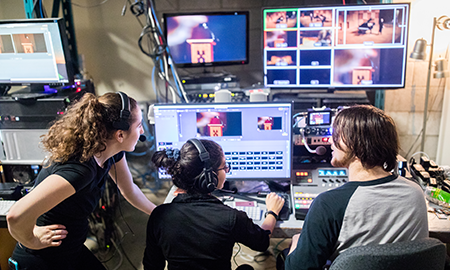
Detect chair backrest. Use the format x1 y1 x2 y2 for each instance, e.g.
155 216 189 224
329 238 446 270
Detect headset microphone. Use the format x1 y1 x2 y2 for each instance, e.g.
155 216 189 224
139 134 147 142
315 146 327 156
300 129 327 156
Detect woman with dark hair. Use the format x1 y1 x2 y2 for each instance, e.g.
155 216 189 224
143 139 285 270
7 92 156 270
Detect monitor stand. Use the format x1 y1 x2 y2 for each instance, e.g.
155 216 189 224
187 68 233 79
181 70 238 84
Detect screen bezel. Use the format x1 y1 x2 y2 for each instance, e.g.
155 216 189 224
162 11 250 68
0 18 75 90
262 2 411 91
153 101 294 181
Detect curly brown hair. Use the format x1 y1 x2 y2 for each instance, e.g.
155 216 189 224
41 92 138 164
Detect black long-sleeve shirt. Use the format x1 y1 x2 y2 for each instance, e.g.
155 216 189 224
143 193 271 270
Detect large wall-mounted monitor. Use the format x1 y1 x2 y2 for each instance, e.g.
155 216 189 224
163 11 249 68
263 3 410 90
0 18 74 91
153 102 293 181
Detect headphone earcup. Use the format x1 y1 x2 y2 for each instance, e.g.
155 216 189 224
195 168 218 193
112 120 130 131
204 170 218 192
113 92 130 131
113 119 130 130
187 138 217 194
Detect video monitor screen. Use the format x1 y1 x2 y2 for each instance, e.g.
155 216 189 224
263 3 410 90
163 11 249 67
308 111 331 126
153 102 293 180
0 18 74 85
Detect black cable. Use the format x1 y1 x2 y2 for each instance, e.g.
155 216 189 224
232 243 242 267
130 1 145 17
138 25 166 59
405 76 444 158
113 162 135 236
272 238 287 254
115 236 139 270
134 0 186 103
254 250 272 263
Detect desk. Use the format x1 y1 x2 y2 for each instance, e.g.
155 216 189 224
1 201 17 270
428 202 450 244
0 227 16 270
164 185 450 242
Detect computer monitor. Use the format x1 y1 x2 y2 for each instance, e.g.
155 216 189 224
0 18 75 91
263 3 410 90
153 102 293 181
163 11 249 68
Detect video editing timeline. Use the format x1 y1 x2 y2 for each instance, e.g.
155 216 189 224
292 167 348 220
153 102 293 180
263 3 410 89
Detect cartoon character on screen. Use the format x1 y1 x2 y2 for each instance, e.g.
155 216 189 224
207 116 224 137
187 22 217 64
264 117 273 130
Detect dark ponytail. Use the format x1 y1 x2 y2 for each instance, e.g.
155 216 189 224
151 140 223 194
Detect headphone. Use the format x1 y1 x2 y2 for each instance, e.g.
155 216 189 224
112 92 131 131
187 139 218 193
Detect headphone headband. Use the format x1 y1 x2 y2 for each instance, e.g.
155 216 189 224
188 138 210 165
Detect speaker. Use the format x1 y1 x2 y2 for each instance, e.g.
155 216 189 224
188 139 218 193
112 92 130 131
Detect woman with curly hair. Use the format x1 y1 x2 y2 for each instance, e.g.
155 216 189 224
7 92 156 270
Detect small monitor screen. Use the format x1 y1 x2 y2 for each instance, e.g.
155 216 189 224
0 18 73 85
163 11 249 67
263 3 410 90
153 102 292 180
308 111 331 126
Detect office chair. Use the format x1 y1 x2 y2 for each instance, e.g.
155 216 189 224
329 237 446 270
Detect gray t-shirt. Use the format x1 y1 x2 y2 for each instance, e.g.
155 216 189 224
285 174 429 270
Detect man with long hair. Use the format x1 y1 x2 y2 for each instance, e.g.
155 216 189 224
285 105 428 270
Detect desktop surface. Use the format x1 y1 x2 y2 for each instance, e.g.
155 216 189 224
163 184 450 240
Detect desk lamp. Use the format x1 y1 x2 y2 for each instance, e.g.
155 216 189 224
409 15 450 153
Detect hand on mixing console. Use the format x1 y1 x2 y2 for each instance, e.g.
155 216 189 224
266 192 285 216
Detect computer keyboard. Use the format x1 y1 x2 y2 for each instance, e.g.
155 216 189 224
0 200 15 216
232 201 263 221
